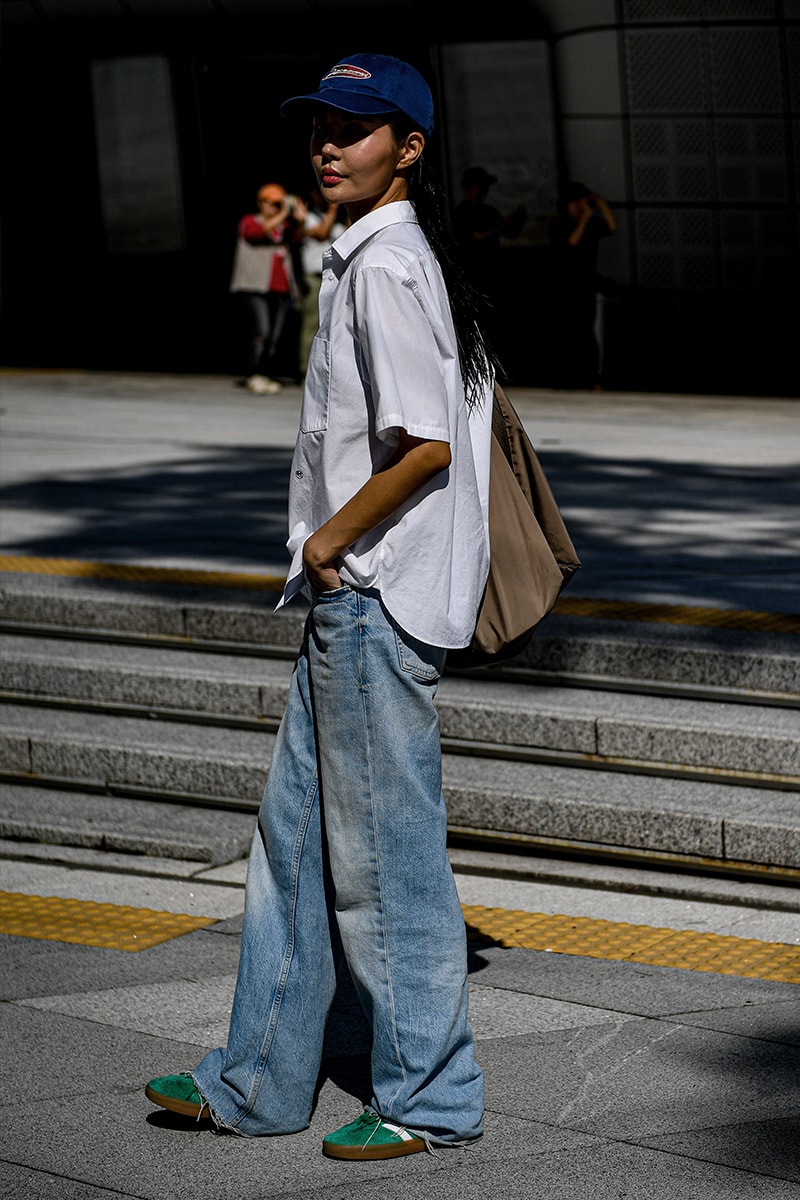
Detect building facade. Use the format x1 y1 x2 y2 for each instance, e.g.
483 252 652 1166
1 0 798 394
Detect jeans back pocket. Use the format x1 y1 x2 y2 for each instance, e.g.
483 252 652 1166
394 627 446 681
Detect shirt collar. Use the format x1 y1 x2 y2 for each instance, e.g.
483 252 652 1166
330 200 418 268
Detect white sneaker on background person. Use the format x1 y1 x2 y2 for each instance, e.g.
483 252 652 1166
246 374 281 395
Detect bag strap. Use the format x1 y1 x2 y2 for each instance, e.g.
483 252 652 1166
491 384 515 465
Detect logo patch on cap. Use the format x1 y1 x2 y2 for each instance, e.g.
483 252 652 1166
323 64 372 81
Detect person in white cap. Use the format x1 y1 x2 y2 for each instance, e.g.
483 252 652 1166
146 52 497 1161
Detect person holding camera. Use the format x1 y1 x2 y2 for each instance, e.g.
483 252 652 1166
548 181 617 389
230 182 306 394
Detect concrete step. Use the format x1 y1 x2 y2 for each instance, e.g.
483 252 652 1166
1 634 798 783
439 675 800 782
0 579 305 652
2 577 798 874
514 613 800 703
0 634 294 719
2 577 799 701
0 702 270 806
1 703 799 871
0 784 255 864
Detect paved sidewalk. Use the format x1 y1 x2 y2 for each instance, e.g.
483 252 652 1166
1 369 799 614
3 850 800 1199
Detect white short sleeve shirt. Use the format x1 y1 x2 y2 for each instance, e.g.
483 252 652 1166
277 201 491 649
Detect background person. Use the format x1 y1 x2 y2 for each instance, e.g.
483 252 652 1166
548 181 617 388
297 188 344 377
452 166 526 294
229 182 305 394
452 165 526 362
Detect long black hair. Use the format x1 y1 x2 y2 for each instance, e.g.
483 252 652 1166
388 114 501 410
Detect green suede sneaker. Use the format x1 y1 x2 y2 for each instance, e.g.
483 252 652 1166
322 1109 427 1160
145 1073 209 1119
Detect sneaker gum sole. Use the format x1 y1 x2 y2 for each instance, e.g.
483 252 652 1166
144 1083 209 1119
322 1135 426 1161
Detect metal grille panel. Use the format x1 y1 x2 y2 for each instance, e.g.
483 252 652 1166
709 28 783 112
787 29 800 113
636 209 716 288
631 119 712 201
706 0 776 16
625 30 708 111
721 210 793 287
623 0 707 21
623 16 796 292
623 0 777 17
715 119 788 200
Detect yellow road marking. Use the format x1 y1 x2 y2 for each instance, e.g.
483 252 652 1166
0 554 285 593
2 889 798 981
0 891 215 952
463 904 800 985
554 595 800 635
1 554 798 634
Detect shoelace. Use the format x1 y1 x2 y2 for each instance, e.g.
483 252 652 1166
361 1115 413 1149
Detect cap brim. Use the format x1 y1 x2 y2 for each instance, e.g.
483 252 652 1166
280 92 398 121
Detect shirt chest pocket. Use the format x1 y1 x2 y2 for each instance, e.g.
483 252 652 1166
300 336 330 433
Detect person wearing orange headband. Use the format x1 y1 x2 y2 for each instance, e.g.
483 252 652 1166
229 182 306 393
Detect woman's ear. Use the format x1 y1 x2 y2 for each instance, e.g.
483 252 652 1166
397 130 425 169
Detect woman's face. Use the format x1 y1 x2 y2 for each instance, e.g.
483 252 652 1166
310 108 419 221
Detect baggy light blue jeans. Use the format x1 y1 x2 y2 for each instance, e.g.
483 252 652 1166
192 585 484 1142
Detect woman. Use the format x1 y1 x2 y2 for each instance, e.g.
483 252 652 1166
146 52 496 1161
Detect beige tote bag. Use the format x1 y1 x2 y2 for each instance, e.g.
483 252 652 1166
448 383 581 670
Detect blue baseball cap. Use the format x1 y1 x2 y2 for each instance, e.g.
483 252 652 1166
280 53 434 138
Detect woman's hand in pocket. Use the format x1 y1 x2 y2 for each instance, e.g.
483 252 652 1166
303 530 342 593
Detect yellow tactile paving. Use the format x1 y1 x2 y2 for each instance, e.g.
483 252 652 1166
2 888 799 982
462 904 800 985
0 891 216 952
1 554 798 634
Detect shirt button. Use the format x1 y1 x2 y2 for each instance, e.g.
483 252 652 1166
295 469 304 479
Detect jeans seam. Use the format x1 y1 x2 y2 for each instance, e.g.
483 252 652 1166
242 769 320 1120
357 590 409 1108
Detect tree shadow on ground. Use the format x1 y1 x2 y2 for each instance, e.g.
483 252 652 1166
1 443 798 614
0 445 295 574
541 448 800 615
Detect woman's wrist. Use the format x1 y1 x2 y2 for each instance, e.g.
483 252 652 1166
304 527 342 571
